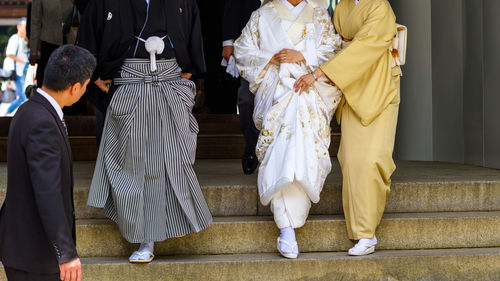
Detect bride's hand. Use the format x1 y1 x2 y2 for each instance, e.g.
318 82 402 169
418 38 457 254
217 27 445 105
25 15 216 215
277 49 305 64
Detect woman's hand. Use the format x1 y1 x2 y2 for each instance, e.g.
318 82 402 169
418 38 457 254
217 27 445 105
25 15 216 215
277 49 305 64
294 73 316 95
94 78 113 93
294 68 327 95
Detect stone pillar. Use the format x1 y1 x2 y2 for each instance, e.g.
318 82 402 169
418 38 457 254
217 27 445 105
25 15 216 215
483 0 500 168
430 0 465 163
463 0 485 166
391 0 434 161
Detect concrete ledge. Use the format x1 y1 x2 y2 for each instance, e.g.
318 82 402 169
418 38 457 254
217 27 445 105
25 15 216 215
2 248 499 281
1 160 500 218
75 212 500 257
3 180 499 219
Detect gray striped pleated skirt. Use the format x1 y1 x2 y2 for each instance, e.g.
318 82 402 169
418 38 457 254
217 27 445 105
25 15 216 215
88 58 212 243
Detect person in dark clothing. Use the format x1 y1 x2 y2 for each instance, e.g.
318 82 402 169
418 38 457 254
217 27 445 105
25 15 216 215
26 2 31 40
78 0 207 144
0 45 96 281
78 0 212 263
29 0 73 87
196 0 239 114
222 0 261 174
74 0 90 14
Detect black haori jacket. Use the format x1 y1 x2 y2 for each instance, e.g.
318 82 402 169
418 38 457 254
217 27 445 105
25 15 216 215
76 0 206 111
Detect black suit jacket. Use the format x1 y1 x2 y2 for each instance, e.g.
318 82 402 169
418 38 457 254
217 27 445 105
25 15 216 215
222 0 261 42
0 91 77 274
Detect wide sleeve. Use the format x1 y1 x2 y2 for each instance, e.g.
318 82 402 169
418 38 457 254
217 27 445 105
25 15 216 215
29 0 42 56
76 0 103 61
302 8 342 69
25 120 78 265
234 11 275 93
186 0 206 75
76 0 105 93
222 0 242 42
75 0 90 14
316 9 342 65
320 1 396 91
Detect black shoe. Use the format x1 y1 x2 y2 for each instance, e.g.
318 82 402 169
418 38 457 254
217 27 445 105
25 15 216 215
242 155 258 175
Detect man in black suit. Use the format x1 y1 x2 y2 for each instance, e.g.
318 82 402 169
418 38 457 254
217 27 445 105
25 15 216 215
0 45 96 281
222 0 261 174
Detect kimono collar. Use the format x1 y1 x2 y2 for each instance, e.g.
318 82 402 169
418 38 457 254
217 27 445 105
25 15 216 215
280 0 307 17
274 0 298 21
266 0 324 10
274 0 314 22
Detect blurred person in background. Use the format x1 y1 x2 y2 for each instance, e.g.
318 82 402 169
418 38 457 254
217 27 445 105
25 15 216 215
3 18 29 116
29 0 73 87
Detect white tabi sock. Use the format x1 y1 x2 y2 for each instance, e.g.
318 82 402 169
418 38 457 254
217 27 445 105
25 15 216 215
358 236 377 246
279 226 298 254
130 242 154 261
139 242 154 253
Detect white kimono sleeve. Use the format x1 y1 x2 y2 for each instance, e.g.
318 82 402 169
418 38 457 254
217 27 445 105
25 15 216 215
234 11 275 94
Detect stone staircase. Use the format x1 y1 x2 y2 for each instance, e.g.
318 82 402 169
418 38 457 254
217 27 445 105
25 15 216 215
0 160 499 280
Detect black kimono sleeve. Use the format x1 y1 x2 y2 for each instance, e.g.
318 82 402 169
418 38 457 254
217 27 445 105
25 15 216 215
75 0 90 14
76 0 109 110
185 0 206 75
76 0 104 75
222 0 243 42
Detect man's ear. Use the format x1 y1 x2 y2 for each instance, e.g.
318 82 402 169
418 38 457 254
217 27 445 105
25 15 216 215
71 82 83 96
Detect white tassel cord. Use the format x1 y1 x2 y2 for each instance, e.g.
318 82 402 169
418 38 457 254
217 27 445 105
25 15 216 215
136 36 167 72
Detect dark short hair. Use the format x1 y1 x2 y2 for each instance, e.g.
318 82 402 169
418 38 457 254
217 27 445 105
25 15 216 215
43 45 96 92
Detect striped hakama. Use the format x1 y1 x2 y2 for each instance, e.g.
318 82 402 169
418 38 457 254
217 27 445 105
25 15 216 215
88 58 212 243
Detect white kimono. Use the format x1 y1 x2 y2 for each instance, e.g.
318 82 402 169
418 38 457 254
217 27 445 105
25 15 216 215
234 0 342 229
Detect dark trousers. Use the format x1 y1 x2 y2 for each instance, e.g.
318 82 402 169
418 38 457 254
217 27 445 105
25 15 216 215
4 267 60 281
36 41 59 87
205 69 239 114
238 79 259 157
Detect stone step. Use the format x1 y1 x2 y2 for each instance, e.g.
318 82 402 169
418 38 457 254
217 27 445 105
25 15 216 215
75 212 500 257
1 160 500 218
2 248 498 281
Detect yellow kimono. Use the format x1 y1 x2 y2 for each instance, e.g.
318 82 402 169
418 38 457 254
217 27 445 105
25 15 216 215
320 0 400 240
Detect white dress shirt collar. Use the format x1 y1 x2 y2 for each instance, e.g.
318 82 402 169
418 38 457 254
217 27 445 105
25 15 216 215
37 88 64 121
281 0 308 18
